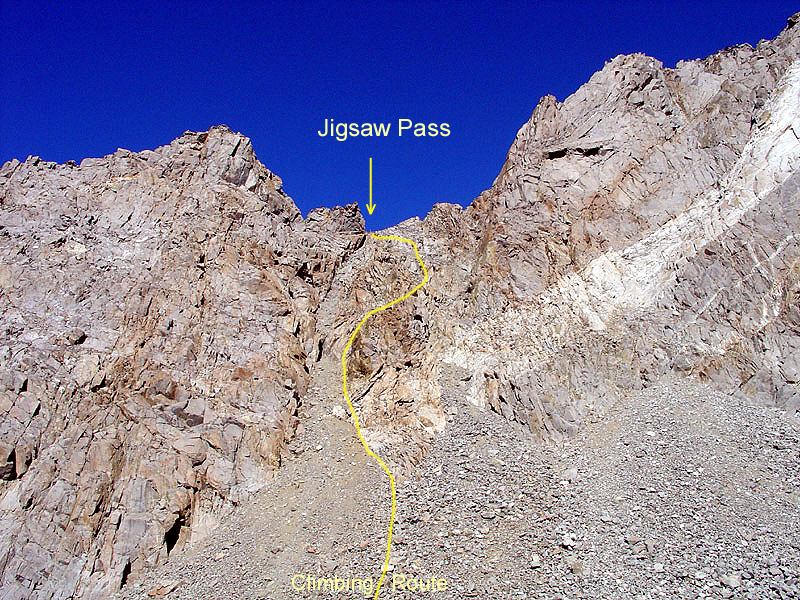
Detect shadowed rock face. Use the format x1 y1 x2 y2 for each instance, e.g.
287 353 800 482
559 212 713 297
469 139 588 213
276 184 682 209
1 13 799 599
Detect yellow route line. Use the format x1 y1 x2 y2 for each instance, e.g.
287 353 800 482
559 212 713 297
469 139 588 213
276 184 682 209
341 232 429 599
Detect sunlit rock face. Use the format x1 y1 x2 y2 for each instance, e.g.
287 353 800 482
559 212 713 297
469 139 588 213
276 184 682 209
0 126 365 598
0 13 798 599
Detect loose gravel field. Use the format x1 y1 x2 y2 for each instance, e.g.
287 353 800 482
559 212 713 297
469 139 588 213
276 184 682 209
118 364 800 600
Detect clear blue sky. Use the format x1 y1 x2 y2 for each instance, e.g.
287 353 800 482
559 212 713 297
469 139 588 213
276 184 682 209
1 2 796 229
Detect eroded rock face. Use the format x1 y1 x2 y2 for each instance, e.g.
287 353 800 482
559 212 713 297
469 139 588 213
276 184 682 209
660 170 800 404
0 126 364 598
1 12 799 600
397 13 800 442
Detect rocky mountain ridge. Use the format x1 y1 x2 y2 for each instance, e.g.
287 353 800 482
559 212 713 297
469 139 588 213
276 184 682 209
1 12 799 599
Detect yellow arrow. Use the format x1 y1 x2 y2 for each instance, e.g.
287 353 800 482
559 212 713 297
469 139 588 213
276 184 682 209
367 157 376 215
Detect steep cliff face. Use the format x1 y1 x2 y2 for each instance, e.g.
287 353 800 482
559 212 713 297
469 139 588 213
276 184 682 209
0 127 364 597
472 22 798 300
402 14 800 442
1 13 799 600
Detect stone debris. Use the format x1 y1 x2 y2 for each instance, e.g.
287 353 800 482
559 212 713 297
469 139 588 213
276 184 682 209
116 370 799 600
1 11 800 600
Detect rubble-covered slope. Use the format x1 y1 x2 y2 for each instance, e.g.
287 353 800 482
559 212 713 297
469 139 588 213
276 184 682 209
1 12 799 600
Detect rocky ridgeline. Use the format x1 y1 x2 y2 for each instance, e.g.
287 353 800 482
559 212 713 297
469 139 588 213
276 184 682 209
1 12 799 600
420 12 800 440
